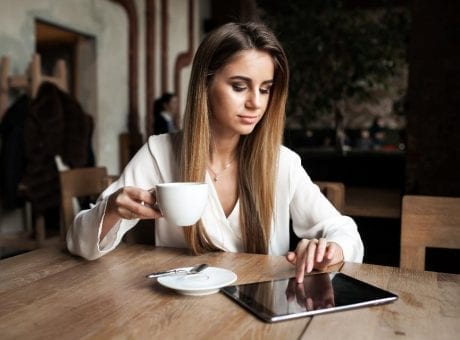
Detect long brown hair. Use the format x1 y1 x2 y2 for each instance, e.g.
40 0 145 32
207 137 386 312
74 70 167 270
180 22 289 254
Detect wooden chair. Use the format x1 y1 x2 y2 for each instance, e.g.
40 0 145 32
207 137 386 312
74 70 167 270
59 167 113 239
314 181 345 212
400 195 460 271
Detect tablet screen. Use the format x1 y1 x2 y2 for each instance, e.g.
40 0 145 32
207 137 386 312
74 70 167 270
221 272 398 322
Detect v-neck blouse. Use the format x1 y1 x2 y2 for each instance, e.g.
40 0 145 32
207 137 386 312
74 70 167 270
205 173 243 252
67 133 363 262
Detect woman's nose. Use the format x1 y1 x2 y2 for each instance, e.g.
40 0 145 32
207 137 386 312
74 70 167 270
246 90 262 109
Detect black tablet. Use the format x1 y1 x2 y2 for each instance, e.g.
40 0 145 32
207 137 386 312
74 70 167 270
221 272 398 323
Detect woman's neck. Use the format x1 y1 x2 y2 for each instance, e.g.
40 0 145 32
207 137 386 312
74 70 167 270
209 134 239 166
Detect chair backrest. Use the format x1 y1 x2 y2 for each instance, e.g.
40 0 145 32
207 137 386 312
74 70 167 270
400 195 460 271
59 167 112 237
314 181 345 212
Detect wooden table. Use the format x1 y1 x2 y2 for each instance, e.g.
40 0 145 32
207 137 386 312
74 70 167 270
1 245 458 339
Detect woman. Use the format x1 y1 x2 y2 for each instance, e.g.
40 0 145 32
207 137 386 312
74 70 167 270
67 22 363 283
153 92 179 134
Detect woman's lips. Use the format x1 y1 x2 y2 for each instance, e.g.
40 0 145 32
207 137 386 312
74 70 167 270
238 115 258 124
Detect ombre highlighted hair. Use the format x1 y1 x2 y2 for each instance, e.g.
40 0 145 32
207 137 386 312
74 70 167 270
179 22 289 254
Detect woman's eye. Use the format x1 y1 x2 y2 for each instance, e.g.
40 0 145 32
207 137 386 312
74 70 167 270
260 87 272 94
232 84 247 92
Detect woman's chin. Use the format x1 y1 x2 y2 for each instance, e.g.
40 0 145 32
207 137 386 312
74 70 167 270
236 123 259 135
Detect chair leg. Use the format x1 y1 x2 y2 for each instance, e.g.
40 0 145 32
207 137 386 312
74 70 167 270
35 215 46 247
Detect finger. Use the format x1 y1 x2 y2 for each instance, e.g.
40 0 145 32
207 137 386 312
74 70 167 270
294 240 309 283
113 187 161 220
117 206 138 220
296 262 306 283
316 238 327 263
137 205 162 219
109 190 134 218
116 203 142 220
314 243 344 271
128 188 163 219
144 188 163 217
324 245 335 263
322 242 341 264
326 242 343 262
305 239 318 273
115 194 144 219
139 188 157 207
286 251 296 264
314 253 332 272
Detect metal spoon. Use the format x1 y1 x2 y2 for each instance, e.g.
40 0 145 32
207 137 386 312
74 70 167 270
146 263 208 279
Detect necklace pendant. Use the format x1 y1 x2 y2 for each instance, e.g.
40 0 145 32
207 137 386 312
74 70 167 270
214 175 219 182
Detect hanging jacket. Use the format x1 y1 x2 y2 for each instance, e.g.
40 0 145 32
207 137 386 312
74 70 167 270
0 94 30 209
22 82 94 213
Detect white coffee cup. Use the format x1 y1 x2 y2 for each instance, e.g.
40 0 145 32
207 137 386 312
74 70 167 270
155 182 208 226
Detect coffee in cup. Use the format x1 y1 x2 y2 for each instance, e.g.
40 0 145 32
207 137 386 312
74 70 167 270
155 182 208 226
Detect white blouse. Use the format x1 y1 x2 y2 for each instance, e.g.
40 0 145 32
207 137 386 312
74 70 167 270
67 134 364 262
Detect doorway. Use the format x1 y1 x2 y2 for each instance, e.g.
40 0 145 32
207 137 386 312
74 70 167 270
35 20 97 116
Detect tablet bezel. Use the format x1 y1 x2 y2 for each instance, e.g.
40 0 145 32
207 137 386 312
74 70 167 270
220 272 398 323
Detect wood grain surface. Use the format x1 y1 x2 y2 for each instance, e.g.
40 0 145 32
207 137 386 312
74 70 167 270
0 244 458 339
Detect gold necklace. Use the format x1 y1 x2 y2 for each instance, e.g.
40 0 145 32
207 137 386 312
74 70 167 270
207 158 235 182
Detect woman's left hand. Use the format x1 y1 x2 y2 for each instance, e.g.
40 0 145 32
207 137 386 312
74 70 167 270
286 238 344 283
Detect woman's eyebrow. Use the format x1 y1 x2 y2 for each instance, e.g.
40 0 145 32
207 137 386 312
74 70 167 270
229 75 274 84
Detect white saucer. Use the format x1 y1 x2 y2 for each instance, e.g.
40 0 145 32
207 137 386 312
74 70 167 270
157 266 237 296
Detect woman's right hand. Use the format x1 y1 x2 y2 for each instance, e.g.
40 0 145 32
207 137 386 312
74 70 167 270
286 238 344 283
107 186 162 220
100 187 162 241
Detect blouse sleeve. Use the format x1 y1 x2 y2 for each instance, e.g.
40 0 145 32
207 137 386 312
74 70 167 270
288 152 364 263
66 135 171 260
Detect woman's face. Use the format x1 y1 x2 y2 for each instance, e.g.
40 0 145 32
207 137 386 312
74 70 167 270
164 96 179 114
208 49 274 137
